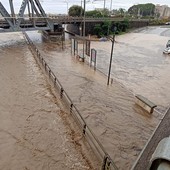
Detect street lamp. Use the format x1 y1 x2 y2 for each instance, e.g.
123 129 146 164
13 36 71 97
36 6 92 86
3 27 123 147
82 0 86 59
64 0 68 15
107 30 116 85
104 0 106 10
110 0 113 13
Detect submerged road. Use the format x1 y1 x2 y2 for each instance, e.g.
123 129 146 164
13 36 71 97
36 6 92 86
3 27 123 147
90 26 170 113
0 33 99 170
26 28 164 169
1 26 169 170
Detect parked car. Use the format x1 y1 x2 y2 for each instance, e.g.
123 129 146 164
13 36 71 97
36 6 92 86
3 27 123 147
165 22 170 25
166 40 170 48
163 47 170 54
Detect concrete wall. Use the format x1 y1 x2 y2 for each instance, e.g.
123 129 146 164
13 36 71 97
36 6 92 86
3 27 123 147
66 23 80 35
66 21 149 36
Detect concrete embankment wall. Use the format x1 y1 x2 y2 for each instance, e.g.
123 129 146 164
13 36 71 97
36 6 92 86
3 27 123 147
66 20 149 35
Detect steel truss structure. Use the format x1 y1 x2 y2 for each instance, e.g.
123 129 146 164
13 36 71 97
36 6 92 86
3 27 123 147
0 0 54 32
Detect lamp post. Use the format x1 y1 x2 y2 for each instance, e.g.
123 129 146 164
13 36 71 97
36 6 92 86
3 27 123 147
107 33 116 85
64 0 68 15
104 0 106 10
110 0 113 13
82 0 86 59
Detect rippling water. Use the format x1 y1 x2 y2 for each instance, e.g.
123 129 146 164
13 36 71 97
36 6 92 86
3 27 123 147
26 26 170 113
91 27 170 113
1 26 168 169
0 33 98 170
25 27 169 169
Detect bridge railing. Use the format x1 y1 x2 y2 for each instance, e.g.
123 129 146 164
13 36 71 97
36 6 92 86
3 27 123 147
23 31 118 170
0 16 150 26
48 15 150 22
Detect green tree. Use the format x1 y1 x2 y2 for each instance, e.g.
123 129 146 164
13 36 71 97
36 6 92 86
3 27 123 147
85 10 103 17
128 3 155 17
102 8 110 17
102 20 112 35
94 24 103 37
113 19 129 34
94 19 129 37
68 5 84 17
86 9 110 18
118 8 126 17
94 20 113 37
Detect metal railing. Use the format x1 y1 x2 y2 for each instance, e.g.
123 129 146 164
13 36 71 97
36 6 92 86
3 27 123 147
48 15 150 22
23 31 118 170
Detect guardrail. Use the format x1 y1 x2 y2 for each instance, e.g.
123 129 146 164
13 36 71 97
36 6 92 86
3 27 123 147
0 16 150 28
48 15 150 22
23 31 118 170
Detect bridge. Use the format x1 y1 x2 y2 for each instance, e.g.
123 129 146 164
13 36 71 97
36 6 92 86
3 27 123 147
49 15 150 24
0 1 149 33
0 0 54 32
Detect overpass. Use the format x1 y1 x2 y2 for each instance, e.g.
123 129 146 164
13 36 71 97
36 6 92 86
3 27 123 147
49 15 150 24
0 0 149 33
0 0 54 32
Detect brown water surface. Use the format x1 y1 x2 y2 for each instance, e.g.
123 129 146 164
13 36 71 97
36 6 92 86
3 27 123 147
0 33 98 170
25 27 168 169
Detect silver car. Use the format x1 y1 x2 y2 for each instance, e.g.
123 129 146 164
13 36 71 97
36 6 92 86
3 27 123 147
163 47 170 54
166 40 170 48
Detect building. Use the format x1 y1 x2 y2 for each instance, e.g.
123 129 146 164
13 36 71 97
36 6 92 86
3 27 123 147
155 4 170 18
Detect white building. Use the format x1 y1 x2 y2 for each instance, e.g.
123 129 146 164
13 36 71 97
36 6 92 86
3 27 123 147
155 4 170 18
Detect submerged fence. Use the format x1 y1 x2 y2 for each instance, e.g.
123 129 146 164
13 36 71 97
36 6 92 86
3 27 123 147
23 32 118 170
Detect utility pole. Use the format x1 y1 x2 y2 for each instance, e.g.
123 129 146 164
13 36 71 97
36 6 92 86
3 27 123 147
65 0 68 15
104 0 106 10
110 0 113 13
82 0 86 59
107 34 115 85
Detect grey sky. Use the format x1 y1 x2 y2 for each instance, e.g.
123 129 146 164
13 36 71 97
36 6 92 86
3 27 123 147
0 0 170 14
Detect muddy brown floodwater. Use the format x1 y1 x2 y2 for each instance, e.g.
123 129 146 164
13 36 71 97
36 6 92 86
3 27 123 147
1 26 168 170
91 26 170 113
25 26 169 169
0 33 99 170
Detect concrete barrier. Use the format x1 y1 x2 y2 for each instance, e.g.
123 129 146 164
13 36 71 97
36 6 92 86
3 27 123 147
135 95 157 113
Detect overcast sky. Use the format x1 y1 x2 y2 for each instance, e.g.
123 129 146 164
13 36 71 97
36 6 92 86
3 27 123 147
1 0 170 14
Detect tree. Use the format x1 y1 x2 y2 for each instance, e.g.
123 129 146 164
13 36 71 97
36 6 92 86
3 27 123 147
86 9 110 18
102 8 110 17
94 20 113 37
85 10 103 17
128 3 155 17
93 19 129 37
102 20 112 35
94 24 103 37
68 5 84 17
118 8 126 17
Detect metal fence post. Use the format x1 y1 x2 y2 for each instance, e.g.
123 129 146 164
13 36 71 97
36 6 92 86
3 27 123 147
102 156 108 170
83 124 87 135
60 88 64 98
45 63 47 71
70 103 73 113
49 69 51 77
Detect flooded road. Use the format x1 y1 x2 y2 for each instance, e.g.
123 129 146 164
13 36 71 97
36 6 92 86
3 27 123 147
1 26 169 170
26 27 168 169
0 33 99 170
91 26 170 113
